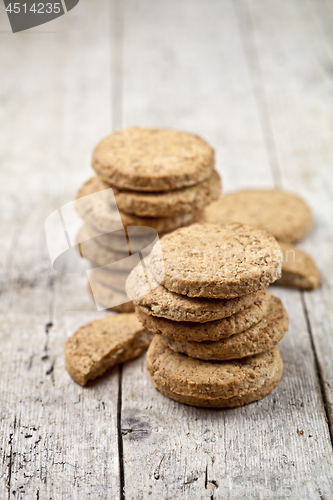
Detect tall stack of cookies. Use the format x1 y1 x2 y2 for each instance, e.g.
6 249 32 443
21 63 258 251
126 223 289 408
75 127 221 312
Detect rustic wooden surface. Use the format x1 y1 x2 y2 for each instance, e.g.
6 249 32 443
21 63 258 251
0 0 333 499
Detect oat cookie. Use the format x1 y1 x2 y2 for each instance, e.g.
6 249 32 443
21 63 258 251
276 241 320 290
136 291 270 341
150 223 282 298
112 170 221 217
152 363 283 408
76 177 203 234
92 127 215 191
84 223 162 253
88 281 134 312
90 267 129 292
77 225 133 272
167 294 288 360
205 189 312 243
65 313 152 385
147 335 282 399
126 259 267 322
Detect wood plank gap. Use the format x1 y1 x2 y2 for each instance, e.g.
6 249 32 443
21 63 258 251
301 293 333 445
117 364 125 500
234 0 283 188
110 0 126 496
6 416 16 500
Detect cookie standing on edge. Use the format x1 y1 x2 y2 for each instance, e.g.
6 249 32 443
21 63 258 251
149 223 283 298
204 189 313 243
65 313 151 385
92 127 215 191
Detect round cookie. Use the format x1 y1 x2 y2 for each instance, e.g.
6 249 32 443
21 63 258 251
92 127 215 192
136 290 270 341
65 313 152 385
126 259 268 322
151 363 283 408
166 294 288 360
150 223 282 299
90 267 129 292
88 282 134 313
112 170 221 217
146 334 282 400
204 189 312 243
77 225 133 272
84 223 162 253
76 177 203 234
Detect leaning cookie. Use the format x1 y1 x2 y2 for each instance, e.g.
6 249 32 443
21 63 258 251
204 189 312 243
150 223 282 298
92 127 215 191
136 291 270 341
146 335 283 401
275 241 320 290
166 295 288 360
65 313 153 385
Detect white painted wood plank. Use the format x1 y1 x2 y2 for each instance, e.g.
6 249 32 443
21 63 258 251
247 0 333 433
0 1 121 498
120 0 333 498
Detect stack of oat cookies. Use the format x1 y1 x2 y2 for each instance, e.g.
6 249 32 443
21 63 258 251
126 223 289 408
75 127 221 312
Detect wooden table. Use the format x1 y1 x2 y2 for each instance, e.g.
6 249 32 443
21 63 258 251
1 0 333 498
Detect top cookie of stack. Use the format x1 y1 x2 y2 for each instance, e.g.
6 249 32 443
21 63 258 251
77 127 221 235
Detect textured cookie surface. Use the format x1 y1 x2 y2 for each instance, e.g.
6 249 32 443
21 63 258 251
205 189 312 243
146 335 282 399
65 314 152 385
77 225 133 271
276 241 320 290
76 177 203 234
84 223 162 253
151 361 283 408
92 127 215 191
150 223 282 298
112 170 221 217
136 290 269 341
127 259 267 322
88 282 134 312
167 294 288 360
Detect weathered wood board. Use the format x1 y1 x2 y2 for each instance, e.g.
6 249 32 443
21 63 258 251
0 0 333 499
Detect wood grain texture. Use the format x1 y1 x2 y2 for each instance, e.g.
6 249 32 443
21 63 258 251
246 0 333 435
120 0 333 498
0 1 121 498
1 0 333 499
